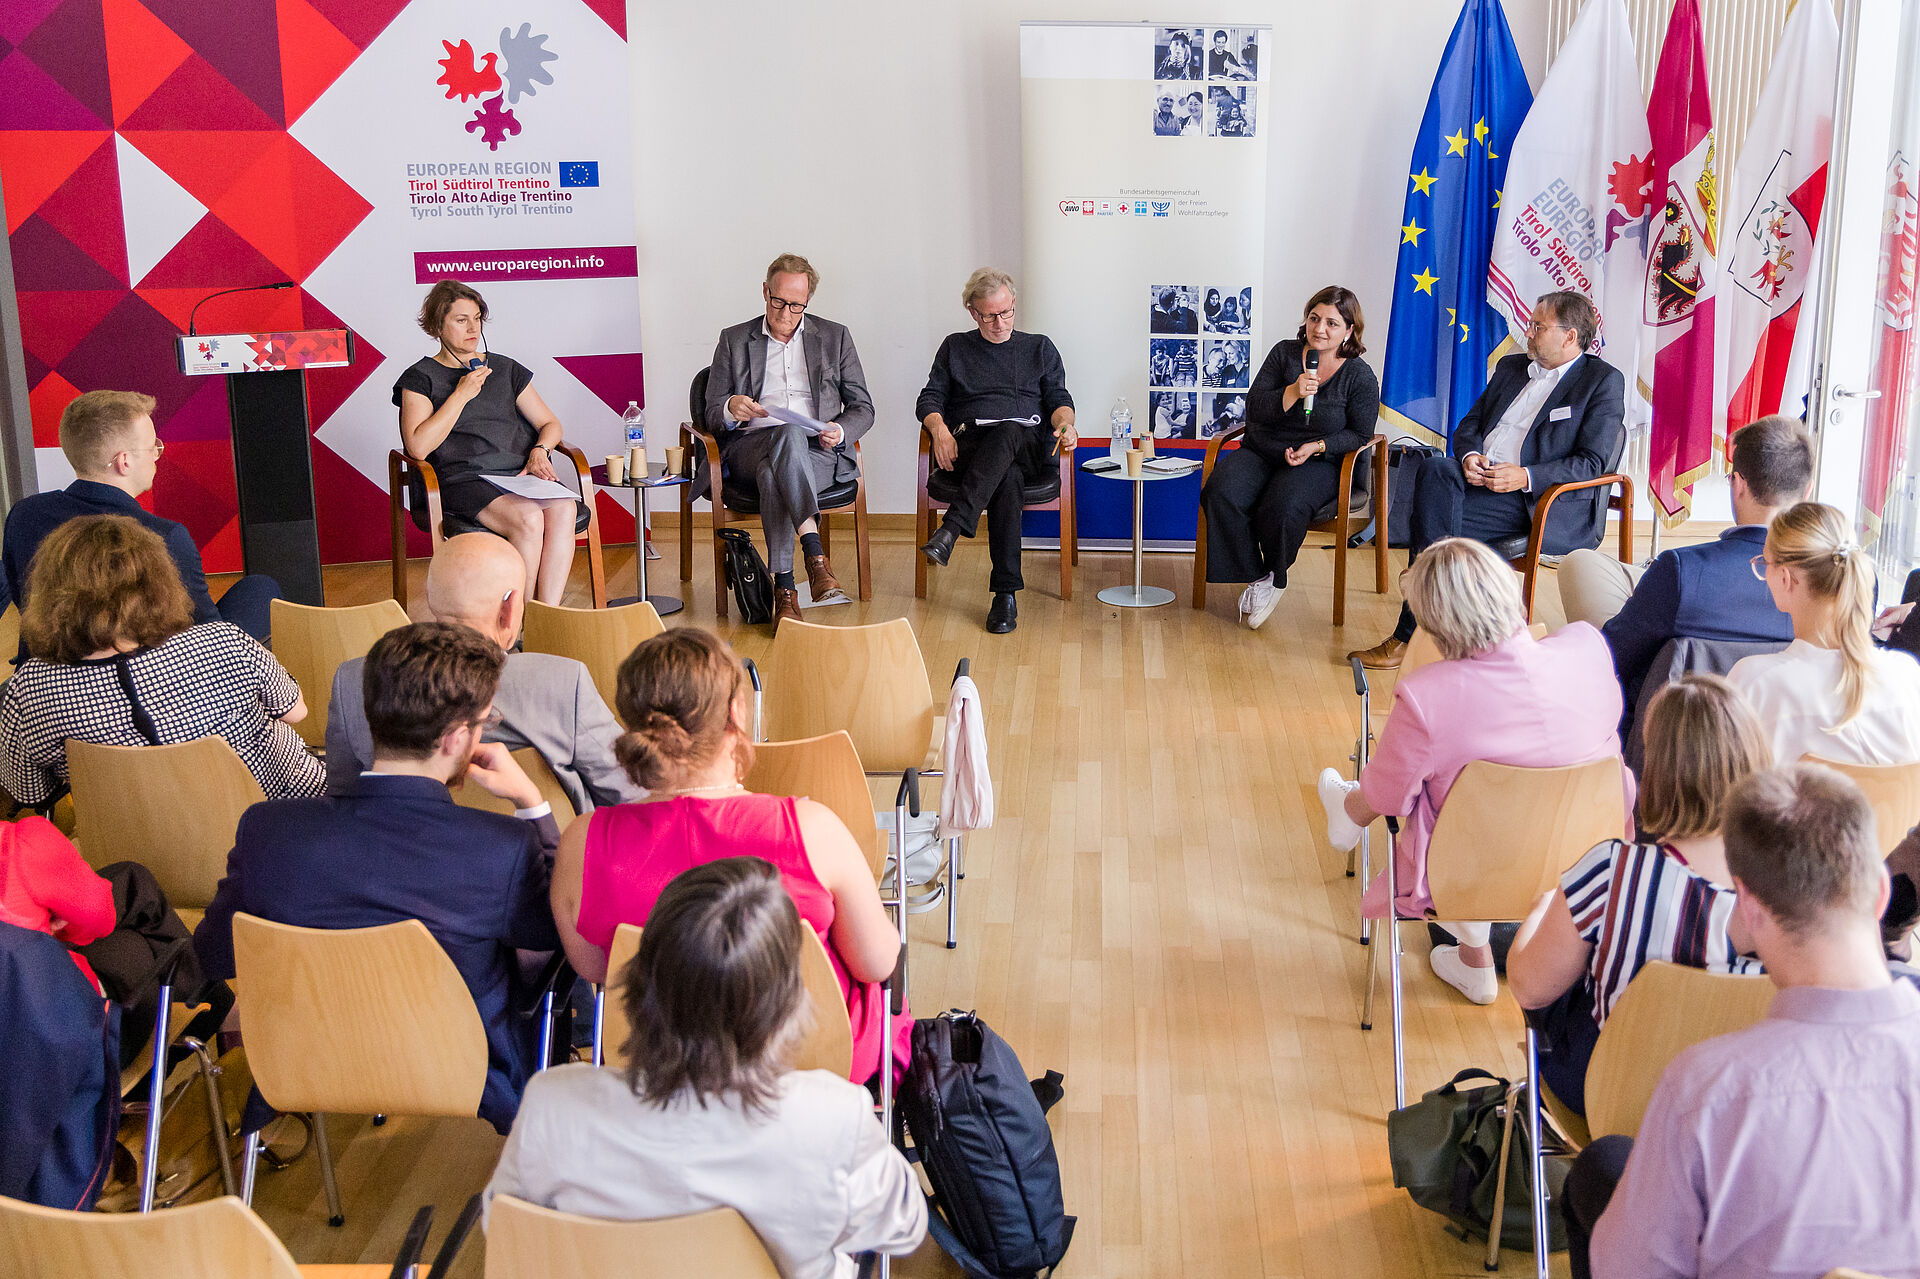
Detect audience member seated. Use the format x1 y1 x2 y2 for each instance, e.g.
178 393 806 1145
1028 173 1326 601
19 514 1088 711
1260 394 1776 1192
1563 415 1810 717
1506 675 1768 1115
0 814 114 992
1316 538 1626 1004
1564 763 1920 1279
487 856 925 1279
1730 501 1920 765
549 627 908 1084
325 533 640 813
703 253 872 628
0 516 323 807
395 279 580 605
2 390 279 661
917 267 1078 635
1200 285 1381 629
1349 291 1626 668
194 622 563 1132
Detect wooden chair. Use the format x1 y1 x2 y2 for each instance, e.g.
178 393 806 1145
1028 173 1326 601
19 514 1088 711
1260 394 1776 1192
230 913 490 1227
746 731 887 880
679 367 873 617
521 598 665 721
1193 430 1389 625
389 444 607 610
452 746 577 824
1485 473 1635 622
67 737 265 912
486 1195 779 1279
596 921 855 1079
1803 757 1920 857
270 599 411 749
1361 754 1627 1275
0 1194 401 1279
916 424 1077 602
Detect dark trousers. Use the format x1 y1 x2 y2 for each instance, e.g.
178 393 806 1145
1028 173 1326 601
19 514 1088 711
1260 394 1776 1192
214 574 282 645
1392 453 1532 640
1562 1134 1633 1279
1200 446 1342 587
719 422 842 574
1524 981 1601 1118
940 420 1050 594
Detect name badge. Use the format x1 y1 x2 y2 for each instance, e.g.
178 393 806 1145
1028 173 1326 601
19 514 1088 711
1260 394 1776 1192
1549 405 1573 422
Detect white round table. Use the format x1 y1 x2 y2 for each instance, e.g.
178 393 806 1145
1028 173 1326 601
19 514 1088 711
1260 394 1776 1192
1079 456 1196 608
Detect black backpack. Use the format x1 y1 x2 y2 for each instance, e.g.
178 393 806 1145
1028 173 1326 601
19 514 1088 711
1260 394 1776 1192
899 1011 1074 1279
716 527 773 624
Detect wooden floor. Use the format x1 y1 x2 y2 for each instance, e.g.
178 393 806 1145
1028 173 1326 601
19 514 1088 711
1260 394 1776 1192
222 522 1601 1278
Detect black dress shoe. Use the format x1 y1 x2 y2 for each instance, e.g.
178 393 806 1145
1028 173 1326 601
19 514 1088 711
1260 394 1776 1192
921 526 957 566
985 591 1018 634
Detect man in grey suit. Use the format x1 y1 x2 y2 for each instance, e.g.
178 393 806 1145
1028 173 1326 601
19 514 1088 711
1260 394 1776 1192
703 253 874 628
325 534 641 813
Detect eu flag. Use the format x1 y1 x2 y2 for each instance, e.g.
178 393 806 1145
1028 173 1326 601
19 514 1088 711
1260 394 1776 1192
1380 0 1533 447
559 161 599 188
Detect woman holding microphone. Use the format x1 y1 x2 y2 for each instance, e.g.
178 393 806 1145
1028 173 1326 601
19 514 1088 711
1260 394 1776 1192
1199 285 1379 629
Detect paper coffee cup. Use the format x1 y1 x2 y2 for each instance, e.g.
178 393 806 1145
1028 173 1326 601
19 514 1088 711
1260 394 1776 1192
605 454 625 485
664 445 686 476
1125 448 1143 477
1140 434 1155 459
628 446 645 481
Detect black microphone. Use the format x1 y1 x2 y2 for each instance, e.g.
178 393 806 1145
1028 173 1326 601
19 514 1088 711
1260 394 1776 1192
186 281 296 335
1303 348 1319 417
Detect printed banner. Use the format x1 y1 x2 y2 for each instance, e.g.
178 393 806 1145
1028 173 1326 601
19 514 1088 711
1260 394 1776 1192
1020 22 1270 545
0 0 644 570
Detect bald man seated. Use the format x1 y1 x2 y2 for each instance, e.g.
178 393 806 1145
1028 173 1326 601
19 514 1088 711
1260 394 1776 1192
325 535 641 812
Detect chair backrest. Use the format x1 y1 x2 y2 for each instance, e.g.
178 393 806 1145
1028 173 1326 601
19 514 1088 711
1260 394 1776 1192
521 599 666 724
1425 755 1627 922
454 746 578 824
486 1195 779 1279
0 1194 302 1279
744 731 884 880
600 920 853 1079
1802 756 1920 859
230 913 488 1118
67 737 266 909
762 619 934 772
269 599 411 748
1583 960 1776 1139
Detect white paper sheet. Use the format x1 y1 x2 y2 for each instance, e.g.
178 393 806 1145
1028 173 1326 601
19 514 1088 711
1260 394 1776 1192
758 404 827 434
481 473 578 501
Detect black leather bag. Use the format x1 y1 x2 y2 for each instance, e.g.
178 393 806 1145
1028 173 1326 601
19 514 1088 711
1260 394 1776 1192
717 527 773 624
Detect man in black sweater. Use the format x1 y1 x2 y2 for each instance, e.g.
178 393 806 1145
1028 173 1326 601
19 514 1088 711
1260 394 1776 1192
918 269 1077 634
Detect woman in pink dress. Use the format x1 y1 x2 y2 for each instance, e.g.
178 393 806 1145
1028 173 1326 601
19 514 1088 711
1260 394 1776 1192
549 627 907 1084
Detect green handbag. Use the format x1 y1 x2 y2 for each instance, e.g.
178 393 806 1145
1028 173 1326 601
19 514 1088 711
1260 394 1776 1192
1386 1068 1569 1253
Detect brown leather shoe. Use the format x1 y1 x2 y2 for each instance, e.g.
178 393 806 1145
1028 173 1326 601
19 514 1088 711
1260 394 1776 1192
804 553 847 604
1347 637 1406 669
772 586 803 631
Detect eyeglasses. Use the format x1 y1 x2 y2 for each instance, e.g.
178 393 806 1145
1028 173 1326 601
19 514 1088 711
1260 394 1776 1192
766 297 808 315
127 439 164 460
1522 320 1568 336
473 707 504 732
1750 554 1773 581
972 305 1016 324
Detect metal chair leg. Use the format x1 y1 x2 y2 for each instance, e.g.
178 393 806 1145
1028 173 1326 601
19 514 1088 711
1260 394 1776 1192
182 1036 236 1198
591 984 606 1066
1487 1081 1521 1272
312 1112 344 1227
138 980 174 1212
1361 917 1381 1030
1525 1027 1550 1279
944 835 959 949
1358 827 1373 944
535 989 556 1072
1386 824 1406 1110
241 1130 261 1205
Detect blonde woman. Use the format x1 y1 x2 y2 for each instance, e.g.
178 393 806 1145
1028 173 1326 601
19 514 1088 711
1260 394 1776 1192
1316 538 1626 1004
1506 675 1768 1115
1731 501 1920 765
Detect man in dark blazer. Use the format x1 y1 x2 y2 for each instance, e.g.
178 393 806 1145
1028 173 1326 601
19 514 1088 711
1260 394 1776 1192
195 622 562 1134
703 252 874 628
1563 414 1811 719
1350 290 1627 667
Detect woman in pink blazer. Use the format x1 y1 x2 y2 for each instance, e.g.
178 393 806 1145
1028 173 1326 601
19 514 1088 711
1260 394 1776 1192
1319 538 1627 1005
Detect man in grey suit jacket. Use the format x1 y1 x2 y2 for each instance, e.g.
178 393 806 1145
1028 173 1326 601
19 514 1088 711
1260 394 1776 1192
325 535 641 813
704 253 874 628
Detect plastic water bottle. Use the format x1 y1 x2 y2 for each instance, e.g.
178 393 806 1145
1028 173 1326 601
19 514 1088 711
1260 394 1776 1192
622 401 645 455
1108 397 1133 462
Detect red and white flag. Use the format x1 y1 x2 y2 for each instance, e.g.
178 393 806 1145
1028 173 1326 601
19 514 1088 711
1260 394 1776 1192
1642 0 1720 522
1719 0 1838 442
1859 151 1919 540
1488 0 1652 423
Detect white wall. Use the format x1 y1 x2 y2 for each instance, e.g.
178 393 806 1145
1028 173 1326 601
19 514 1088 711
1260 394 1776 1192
629 2 1555 513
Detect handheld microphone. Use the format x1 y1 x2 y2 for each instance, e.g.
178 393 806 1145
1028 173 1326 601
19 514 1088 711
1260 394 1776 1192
186 281 297 336
1303 349 1319 417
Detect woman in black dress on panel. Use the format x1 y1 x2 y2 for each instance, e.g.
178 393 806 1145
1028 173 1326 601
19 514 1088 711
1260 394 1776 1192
1200 285 1379 629
394 279 580 604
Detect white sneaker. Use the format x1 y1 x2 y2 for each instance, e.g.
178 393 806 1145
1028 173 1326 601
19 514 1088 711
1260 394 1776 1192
1429 944 1499 1005
1245 577 1282 629
1237 573 1271 618
1317 768 1365 852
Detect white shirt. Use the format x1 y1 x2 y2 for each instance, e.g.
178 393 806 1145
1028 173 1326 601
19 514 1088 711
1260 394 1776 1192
1472 356 1579 489
1728 639 1920 765
730 318 816 423
484 1064 926 1279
